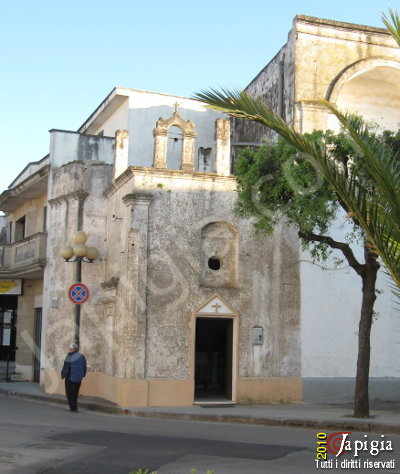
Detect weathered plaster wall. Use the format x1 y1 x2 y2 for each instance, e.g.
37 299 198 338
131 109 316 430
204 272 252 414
42 132 114 387
232 30 295 152
105 168 301 384
49 130 115 167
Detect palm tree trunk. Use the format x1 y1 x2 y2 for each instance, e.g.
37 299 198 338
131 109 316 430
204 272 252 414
353 245 380 418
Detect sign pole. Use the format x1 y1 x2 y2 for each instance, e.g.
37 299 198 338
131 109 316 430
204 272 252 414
74 260 82 347
74 194 85 349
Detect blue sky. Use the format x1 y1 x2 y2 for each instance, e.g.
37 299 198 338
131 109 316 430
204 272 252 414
0 1 392 191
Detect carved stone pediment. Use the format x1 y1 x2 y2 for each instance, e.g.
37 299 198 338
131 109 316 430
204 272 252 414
153 111 197 138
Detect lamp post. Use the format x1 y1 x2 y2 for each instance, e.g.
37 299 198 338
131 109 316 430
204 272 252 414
60 231 99 348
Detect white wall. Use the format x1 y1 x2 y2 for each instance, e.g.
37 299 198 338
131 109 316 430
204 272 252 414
127 90 225 169
301 212 400 378
49 131 115 167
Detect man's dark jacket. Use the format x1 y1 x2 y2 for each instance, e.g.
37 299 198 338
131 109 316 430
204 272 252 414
61 351 87 383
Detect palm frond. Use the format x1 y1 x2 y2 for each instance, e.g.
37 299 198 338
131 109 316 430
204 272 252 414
382 9 400 47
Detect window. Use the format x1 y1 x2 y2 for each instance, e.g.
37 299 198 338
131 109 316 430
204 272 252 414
43 206 47 232
198 147 213 172
14 216 26 242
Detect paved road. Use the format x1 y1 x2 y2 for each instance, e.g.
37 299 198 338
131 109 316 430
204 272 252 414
0 396 398 474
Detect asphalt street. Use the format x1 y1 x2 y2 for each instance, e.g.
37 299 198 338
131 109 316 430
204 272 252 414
0 395 399 474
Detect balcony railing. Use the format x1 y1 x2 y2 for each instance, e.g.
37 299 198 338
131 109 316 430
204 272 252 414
0 233 47 273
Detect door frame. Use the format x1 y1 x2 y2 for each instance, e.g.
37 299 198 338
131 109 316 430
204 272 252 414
191 295 239 403
33 308 42 383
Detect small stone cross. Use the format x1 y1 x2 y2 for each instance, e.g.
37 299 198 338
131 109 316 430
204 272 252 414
174 102 180 114
211 301 222 313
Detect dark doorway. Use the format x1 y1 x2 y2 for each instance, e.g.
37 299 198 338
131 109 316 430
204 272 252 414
0 295 18 362
33 308 42 383
195 317 233 401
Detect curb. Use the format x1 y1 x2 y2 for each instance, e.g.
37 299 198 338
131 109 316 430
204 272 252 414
2 388 399 434
132 411 400 435
0 388 127 415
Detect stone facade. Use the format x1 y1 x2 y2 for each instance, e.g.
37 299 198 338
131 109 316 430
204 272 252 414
34 89 301 407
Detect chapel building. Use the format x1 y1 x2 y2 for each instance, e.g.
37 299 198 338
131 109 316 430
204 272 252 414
0 15 399 406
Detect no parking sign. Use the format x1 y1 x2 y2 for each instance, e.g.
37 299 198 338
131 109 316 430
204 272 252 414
68 283 90 304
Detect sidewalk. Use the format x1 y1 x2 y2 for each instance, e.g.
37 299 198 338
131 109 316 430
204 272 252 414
132 402 400 434
1 381 399 434
0 381 126 415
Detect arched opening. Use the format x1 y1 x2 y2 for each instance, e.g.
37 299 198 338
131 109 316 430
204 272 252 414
332 65 400 132
166 125 183 170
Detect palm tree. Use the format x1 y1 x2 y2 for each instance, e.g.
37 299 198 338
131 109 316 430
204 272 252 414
194 10 400 418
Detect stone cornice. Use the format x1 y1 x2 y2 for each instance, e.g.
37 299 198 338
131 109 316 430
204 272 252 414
104 166 237 198
48 190 89 207
0 260 46 279
131 166 237 182
104 167 135 198
295 15 390 36
123 191 154 207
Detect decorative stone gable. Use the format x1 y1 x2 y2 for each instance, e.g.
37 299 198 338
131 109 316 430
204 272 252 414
196 295 236 315
153 106 197 172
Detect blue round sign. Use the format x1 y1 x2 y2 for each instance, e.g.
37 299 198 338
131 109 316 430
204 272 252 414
68 283 90 304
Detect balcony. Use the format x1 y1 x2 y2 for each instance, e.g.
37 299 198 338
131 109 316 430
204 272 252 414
0 233 47 279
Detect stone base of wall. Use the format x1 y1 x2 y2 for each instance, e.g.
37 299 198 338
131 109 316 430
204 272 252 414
303 377 400 404
237 376 302 404
16 364 33 381
43 370 302 407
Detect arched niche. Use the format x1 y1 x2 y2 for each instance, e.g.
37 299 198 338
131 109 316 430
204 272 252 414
200 221 239 288
153 108 197 172
327 58 400 132
167 125 184 170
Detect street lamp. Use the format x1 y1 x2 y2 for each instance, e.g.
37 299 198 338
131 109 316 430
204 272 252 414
60 231 99 347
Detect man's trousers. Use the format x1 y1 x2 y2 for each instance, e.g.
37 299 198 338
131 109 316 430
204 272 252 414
65 379 81 411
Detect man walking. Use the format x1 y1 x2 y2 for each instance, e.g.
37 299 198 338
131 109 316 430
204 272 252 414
61 343 87 412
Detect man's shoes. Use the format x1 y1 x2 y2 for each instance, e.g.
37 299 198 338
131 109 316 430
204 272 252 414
70 408 78 412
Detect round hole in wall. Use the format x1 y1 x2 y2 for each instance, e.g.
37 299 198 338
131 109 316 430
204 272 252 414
208 257 221 271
